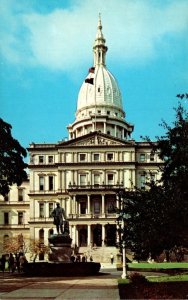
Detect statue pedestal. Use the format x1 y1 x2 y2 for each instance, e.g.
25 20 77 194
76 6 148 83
48 234 72 262
23 232 101 276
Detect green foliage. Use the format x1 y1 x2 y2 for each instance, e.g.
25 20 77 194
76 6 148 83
156 104 188 231
129 272 148 284
117 186 170 260
0 118 27 196
116 101 188 260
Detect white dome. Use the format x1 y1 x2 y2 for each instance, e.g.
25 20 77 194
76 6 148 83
67 15 134 141
77 65 123 111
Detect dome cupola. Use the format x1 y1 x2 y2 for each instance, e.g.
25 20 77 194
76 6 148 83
68 15 134 140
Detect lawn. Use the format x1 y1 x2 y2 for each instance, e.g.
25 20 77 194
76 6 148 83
118 274 188 299
118 274 188 284
127 262 188 269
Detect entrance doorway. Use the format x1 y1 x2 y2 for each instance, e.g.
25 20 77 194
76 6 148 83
79 227 87 246
105 224 116 246
93 224 102 247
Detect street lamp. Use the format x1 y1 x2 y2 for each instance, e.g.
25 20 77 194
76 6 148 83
116 190 127 279
121 219 127 279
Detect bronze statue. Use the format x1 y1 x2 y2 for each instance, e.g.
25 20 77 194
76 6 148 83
51 203 67 234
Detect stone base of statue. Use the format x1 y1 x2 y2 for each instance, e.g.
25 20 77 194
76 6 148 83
48 233 72 262
23 232 101 277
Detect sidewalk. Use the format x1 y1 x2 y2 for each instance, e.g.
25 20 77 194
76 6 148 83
0 272 120 300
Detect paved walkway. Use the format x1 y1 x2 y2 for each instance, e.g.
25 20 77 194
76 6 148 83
0 271 120 300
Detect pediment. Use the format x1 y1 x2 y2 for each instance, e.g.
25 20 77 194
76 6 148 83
59 132 133 147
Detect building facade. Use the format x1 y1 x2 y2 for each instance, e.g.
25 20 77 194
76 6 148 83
27 17 162 254
0 179 30 255
0 17 162 260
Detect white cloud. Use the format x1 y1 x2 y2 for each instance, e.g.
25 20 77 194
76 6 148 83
0 0 187 71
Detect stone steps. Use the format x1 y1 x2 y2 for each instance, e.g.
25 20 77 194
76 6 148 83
78 246 119 263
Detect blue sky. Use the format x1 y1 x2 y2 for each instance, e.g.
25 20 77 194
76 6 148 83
1 0 188 158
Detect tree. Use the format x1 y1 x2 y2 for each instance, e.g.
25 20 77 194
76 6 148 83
156 103 188 230
29 239 50 262
1 234 28 255
0 118 27 196
116 185 170 261
117 101 188 260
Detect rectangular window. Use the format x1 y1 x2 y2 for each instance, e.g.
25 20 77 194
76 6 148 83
39 203 44 218
107 153 113 161
94 201 100 214
18 189 24 201
49 203 53 217
150 153 154 161
80 174 86 186
4 194 9 201
39 176 44 191
93 153 100 161
79 153 86 161
107 200 116 213
48 156 53 163
80 202 86 214
108 174 114 184
4 212 9 225
49 176 54 191
140 174 146 189
94 174 100 186
39 156 44 164
18 212 24 225
140 154 146 162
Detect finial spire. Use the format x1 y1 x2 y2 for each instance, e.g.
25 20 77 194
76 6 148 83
98 13 102 30
93 14 108 67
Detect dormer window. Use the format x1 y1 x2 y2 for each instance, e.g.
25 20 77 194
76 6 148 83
98 87 100 92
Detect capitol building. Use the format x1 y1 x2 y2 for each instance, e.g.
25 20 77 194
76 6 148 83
0 17 162 262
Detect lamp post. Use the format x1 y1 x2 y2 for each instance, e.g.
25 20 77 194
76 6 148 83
116 190 127 279
121 218 127 279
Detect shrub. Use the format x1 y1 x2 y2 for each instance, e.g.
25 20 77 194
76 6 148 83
129 272 148 284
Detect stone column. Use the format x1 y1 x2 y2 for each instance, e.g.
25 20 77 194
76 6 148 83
103 122 106 134
75 226 79 246
87 195 91 215
114 125 117 137
72 195 76 215
102 194 105 215
58 171 62 191
71 170 74 185
115 151 118 162
102 225 105 246
87 224 91 246
71 225 76 245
